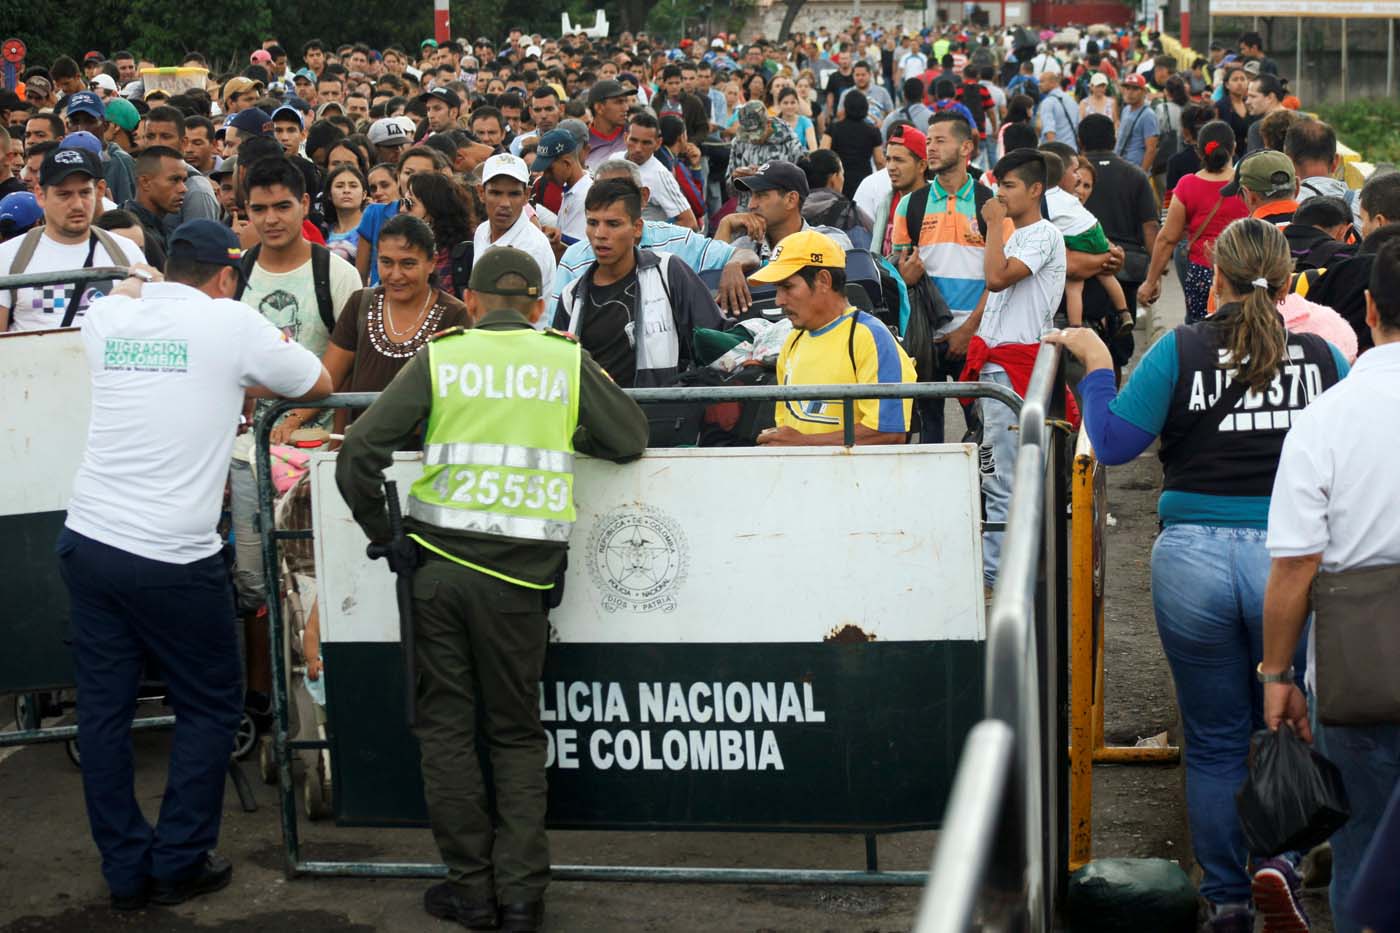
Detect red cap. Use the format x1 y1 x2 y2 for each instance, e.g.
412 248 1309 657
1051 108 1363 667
680 38 693 48
83 50 103 62
1120 73 1147 88
889 125 927 161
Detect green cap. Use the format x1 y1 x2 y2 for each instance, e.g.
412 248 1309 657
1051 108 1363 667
1221 149 1296 199
467 246 542 297
105 97 140 132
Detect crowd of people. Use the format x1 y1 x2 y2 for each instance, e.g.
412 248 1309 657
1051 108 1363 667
1 17 1397 933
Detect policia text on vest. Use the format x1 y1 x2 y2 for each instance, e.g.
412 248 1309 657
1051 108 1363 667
336 246 648 927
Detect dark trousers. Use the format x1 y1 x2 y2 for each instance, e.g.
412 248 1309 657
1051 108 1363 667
916 342 980 444
412 555 551 903
57 529 243 897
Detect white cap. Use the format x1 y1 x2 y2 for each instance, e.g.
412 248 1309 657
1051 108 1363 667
404 66 422 81
1089 72 1109 87
369 117 412 147
525 45 542 59
711 38 725 48
481 153 530 185
90 74 118 93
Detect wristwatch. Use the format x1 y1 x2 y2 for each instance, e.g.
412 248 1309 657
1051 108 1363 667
1256 663 1295 684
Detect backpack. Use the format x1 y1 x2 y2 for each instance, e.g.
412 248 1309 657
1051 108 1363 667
1150 101 1179 175
448 241 474 300
233 242 335 332
957 82 988 135
6 226 129 327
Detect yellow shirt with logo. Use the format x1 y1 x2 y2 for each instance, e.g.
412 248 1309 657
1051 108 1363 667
775 309 916 436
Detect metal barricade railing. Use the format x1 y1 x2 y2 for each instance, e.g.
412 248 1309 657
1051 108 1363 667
253 381 1022 884
913 343 1071 933
0 265 181 751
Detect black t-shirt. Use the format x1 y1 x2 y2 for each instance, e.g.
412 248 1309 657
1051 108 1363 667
1215 99 1255 157
1165 147 1201 194
827 119 883 199
577 270 640 387
1083 150 1159 252
826 71 856 111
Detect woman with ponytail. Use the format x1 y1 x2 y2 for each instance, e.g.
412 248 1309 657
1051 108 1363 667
1046 217 1352 931
1140 120 1249 321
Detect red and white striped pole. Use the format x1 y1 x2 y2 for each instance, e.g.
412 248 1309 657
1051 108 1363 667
434 0 451 46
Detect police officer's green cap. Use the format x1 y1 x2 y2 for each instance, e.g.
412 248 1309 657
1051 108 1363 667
468 247 542 297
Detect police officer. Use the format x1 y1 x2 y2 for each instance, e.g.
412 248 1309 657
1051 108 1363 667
58 220 332 910
336 247 648 932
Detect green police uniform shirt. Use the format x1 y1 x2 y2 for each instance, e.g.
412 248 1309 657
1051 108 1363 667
336 308 650 588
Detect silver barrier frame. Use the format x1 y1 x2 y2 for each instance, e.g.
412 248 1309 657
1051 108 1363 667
913 342 1071 932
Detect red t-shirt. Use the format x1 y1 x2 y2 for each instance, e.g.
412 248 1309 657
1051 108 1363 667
1174 174 1248 267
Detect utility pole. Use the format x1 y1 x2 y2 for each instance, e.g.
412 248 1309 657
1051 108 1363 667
435 0 451 46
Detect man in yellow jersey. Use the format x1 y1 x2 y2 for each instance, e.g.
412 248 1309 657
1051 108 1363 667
336 247 648 932
752 230 916 447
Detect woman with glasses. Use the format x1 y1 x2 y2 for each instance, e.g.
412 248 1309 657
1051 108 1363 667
402 172 477 300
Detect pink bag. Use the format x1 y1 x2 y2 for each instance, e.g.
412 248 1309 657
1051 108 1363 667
269 445 311 495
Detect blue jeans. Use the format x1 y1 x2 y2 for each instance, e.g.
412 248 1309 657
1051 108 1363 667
1151 524 1309 905
57 529 244 896
978 368 1017 587
1314 720 1400 933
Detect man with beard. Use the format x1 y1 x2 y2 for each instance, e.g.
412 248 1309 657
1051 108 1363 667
0 147 145 331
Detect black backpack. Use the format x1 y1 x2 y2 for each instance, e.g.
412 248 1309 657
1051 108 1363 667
233 242 336 333
897 185 975 380
448 240 474 299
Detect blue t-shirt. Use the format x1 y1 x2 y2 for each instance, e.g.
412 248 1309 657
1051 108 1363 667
355 200 400 285
1084 331 1351 527
1115 104 1160 166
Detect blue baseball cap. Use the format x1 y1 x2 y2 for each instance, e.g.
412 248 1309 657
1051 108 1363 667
531 128 579 173
167 220 245 268
227 107 274 137
271 104 304 128
293 68 316 84
60 130 104 155
0 192 42 236
66 90 106 120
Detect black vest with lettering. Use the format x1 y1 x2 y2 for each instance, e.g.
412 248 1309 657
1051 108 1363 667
1159 305 1341 498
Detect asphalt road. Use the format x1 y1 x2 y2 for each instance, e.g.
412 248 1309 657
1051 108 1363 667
0 274 1335 931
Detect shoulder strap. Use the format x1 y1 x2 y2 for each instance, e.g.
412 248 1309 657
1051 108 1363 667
233 243 261 302
7 227 46 310
1186 194 1226 251
902 184 928 246
1054 94 1078 144
89 227 128 269
1117 106 1145 154
847 309 859 377
311 244 334 332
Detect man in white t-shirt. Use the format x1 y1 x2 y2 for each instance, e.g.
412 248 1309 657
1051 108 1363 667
228 155 359 700
59 220 330 911
971 149 1066 589
472 153 558 290
625 112 699 230
0 148 146 331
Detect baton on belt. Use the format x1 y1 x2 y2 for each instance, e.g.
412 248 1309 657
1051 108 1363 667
365 480 416 728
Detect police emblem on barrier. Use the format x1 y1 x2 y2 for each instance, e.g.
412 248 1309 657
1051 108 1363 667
587 505 688 613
